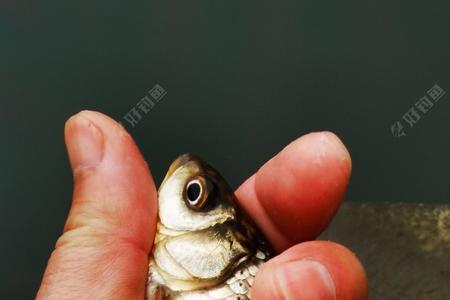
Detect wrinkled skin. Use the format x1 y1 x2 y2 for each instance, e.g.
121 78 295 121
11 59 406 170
36 111 368 300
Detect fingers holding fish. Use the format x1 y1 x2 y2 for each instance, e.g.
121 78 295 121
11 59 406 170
38 111 361 300
147 131 354 299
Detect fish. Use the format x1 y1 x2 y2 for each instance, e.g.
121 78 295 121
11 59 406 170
146 154 272 300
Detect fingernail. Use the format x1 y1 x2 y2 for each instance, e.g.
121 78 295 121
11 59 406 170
318 131 351 163
65 114 104 171
275 259 336 300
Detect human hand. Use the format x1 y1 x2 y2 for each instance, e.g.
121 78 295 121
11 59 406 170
36 111 367 300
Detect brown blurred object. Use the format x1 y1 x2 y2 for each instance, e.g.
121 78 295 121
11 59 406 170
319 202 450 300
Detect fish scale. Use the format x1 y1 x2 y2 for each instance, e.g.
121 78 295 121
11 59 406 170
169 251 267 299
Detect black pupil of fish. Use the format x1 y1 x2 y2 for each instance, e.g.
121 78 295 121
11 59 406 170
187 182 201 203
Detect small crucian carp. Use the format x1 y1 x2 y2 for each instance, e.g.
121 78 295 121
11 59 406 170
147 154 272 300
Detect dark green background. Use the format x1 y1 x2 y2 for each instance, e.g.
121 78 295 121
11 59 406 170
1 0 449 298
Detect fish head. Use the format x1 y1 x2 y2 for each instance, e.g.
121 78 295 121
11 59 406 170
157 153 238 232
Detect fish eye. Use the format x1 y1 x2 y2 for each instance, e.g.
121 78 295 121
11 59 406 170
186 179 203 205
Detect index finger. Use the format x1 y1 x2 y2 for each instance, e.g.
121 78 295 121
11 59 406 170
236 132 352 252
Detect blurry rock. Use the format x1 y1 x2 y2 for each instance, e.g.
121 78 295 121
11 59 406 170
319 202 450 300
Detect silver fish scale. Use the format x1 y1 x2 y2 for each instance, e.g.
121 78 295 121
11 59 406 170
169 251 267 300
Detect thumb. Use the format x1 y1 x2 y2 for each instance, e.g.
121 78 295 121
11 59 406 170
36 111 157 300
